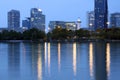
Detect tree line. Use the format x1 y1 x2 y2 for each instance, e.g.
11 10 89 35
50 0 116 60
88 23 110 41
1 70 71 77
0 28 120 41
0 28 46 41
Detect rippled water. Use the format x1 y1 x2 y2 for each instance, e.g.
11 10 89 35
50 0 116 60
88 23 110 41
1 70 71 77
0 42 120 80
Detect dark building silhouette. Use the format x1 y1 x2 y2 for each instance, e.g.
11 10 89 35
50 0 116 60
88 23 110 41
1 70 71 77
8 10 20 31
94 42 107 80
94 0 108 30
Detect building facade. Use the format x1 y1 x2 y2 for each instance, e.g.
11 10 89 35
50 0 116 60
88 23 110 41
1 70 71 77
65 22 77 31
49 21 65 31
30 8 45 31
22 17 31 30
94 0 108 30
87 11 95 31
8 10 20 31
49 21 77 32
110 13 120 28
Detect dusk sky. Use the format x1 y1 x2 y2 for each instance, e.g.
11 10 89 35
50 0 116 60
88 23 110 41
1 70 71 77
0 0 120 29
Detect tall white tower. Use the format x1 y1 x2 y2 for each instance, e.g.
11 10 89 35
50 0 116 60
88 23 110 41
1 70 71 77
77 17 81 30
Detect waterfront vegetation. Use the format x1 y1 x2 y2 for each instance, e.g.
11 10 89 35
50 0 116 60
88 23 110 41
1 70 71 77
0 28 120 41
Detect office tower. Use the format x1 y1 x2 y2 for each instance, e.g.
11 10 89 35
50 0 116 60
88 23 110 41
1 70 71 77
87 11 95 31
49 21 77 32
22 17 31 29
8 10 20 31
30 8 45 31
94 0 108 30
110 13 120 28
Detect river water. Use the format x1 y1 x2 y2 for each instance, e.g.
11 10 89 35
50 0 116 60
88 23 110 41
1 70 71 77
0 42 120 80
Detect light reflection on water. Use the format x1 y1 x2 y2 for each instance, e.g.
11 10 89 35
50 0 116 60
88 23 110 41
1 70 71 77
106 43 111 78
58 43 61 72
48 42 51 75
37 43 42 80
0 42 120 80
73 42 77 76
89 43 94 79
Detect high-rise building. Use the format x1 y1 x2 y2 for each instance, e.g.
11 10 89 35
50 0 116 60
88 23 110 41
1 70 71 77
30 8 45 31
49 21 77 32
8 10 20 31
22 17 31 29
94 0 108 30
87 11 95 31
110 13 120 28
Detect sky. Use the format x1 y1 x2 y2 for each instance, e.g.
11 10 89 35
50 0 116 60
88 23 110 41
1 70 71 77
0 0 120 30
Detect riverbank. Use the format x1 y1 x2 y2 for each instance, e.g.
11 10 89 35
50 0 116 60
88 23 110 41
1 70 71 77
1 39 120 43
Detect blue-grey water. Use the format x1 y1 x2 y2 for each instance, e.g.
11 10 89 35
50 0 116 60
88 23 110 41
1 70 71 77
0 42 120 80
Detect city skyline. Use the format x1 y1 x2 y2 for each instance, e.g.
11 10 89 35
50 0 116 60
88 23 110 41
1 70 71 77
0 0 120 29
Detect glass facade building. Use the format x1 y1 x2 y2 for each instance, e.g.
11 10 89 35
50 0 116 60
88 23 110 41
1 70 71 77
30 8 45 31
65 22 77 31
87 11 95 31
49 21 66 32
94 0 108 30
110 13 120 28
8 10 20 31
22 18 31 30
49 21 77 32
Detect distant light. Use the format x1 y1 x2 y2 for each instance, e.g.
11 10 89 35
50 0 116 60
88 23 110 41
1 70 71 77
38 9 42 12
77 17 81 23
58 26 61 28
89 23 93 26
48 27 51 30
107 22 110 25
73 24 76 27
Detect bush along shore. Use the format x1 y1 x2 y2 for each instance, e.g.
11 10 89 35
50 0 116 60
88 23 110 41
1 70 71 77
1 28 120 42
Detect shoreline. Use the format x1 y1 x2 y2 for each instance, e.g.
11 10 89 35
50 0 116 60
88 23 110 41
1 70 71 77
1 39 120 43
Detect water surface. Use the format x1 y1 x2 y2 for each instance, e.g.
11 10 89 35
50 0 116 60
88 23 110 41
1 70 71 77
0 42 120 80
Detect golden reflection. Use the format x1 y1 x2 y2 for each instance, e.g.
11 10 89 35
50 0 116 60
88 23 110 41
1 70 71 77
106 43 111 77
44 42 47 67
48 43 51 74
58 43 61 72
37 44 42 80
89 43 94 77
73 42 77 76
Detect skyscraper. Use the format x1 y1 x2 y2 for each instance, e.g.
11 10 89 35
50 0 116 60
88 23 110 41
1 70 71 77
87 11 95 31
94 0 108 30
110 13 120 28
30 8 45 31
8 10 20 31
